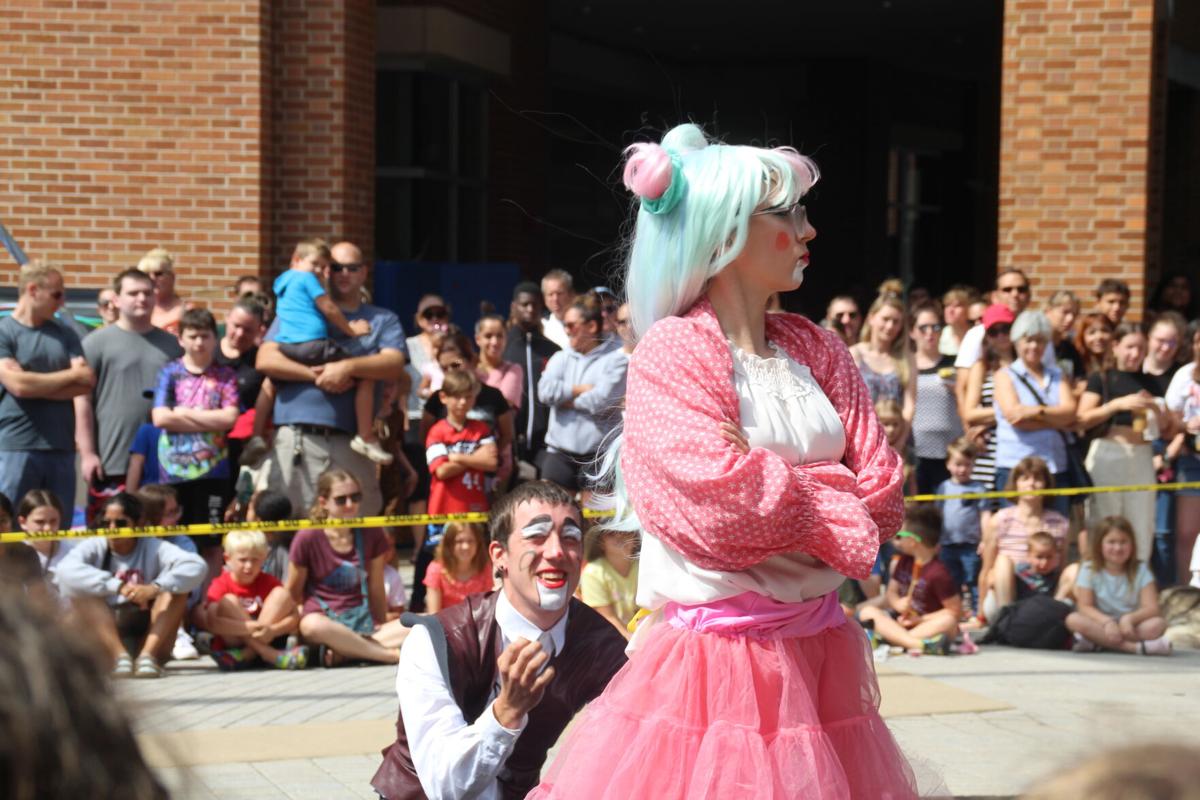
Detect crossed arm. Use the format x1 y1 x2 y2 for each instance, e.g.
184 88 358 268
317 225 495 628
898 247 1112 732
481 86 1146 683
0 356 94 400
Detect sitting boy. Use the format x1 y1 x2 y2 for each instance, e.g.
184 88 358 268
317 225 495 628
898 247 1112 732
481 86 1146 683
196 529 306 670
55 494 207 679
982 530 1078 620
859 505 961 655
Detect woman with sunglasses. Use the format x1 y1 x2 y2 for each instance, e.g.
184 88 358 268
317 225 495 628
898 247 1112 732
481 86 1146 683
55 492 207 678
910 301 962 493
285 469 407 667
137 248 191 336
529 125 916 798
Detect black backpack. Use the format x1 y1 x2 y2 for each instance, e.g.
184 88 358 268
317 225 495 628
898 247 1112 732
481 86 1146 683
980 593 1073 649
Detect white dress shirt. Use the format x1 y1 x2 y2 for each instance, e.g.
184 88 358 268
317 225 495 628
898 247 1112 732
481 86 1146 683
396 590 569 800
633 344 849 652
541 314 569 350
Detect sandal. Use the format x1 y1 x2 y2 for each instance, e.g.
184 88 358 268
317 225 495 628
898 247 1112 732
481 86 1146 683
112 653 134 679
274 645 310 670
133 654 164 679
318 645 347 669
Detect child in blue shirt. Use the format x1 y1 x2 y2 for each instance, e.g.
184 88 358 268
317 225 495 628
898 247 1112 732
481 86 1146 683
936 437 987 616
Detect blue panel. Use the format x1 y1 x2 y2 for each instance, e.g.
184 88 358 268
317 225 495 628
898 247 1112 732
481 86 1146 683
372 261 522 331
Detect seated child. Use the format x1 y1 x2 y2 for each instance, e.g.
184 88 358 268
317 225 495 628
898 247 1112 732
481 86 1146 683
858 505 962 655
580 529 640 640
381 536 408 621
0 492 45 590
245 490 293 581
981 531 1078 621
246 238 392 465
197 529 306 670
55 493 207 678
16 490 75 597
136 484 205 661
1067 515 1171 655
422 522 493 613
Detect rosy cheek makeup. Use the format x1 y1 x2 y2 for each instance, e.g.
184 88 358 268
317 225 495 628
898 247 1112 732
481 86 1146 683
775 231 792 250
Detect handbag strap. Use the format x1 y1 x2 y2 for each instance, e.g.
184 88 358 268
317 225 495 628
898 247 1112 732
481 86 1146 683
1009 366 1073 450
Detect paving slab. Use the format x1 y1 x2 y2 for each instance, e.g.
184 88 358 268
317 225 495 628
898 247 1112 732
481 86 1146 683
126 643 1199 799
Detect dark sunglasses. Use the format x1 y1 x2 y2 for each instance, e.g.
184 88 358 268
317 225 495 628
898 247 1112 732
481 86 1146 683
999 285 1029 294
422 307 448 320
105 517 133 528
330 262 363 273
986 324 1012 336
330 492 362 506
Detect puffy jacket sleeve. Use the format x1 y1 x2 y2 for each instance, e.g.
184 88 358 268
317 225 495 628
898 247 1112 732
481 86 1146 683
805 324 906 545
621 318 892 579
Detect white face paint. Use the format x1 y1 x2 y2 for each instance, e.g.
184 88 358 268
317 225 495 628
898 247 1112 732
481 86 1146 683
536 581 571 610
519 515 583 611
792 262 807 287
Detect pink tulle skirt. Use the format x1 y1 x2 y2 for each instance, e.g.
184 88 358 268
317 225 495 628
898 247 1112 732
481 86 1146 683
528 593 919 800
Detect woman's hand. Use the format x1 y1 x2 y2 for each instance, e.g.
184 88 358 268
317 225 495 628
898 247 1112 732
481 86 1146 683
718 421 750 454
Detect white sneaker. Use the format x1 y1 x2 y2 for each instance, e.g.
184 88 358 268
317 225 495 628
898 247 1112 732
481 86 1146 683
173 629 200 661
351 435 394 465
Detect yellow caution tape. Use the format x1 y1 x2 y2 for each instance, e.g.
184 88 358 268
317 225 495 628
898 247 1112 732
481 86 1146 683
6 482 1198 544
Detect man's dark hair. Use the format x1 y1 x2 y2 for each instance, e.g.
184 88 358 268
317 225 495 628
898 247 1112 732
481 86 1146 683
512 281 541 300
902 504 943 549
1096 278 1131 300
232 296 266 324
489 480 577 546
112 267 153 294
251 490 293 523
180 308 217 335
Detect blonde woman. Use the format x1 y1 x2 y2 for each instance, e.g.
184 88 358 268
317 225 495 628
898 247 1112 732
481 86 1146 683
137 247 189 335
851 293 915 441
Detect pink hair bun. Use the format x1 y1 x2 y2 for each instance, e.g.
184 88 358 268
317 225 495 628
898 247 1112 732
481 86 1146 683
622 143 674 200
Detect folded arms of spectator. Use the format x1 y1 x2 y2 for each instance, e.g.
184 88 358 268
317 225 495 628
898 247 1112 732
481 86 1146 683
0 356 94 400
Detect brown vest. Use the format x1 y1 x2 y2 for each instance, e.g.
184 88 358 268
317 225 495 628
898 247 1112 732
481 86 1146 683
371 591 628 800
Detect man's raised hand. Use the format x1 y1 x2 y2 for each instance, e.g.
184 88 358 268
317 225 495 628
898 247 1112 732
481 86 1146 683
491 637 555 729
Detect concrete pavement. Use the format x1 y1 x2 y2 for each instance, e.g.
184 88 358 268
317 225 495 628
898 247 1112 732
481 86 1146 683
123 643 1199 799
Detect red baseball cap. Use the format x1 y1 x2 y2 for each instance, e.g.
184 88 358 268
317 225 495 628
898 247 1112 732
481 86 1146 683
981 303 1016 331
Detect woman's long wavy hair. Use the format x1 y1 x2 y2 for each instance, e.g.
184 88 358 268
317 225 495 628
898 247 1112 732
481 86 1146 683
593 123 819 536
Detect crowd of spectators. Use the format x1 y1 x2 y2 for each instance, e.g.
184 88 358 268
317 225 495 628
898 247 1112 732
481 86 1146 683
2 247 1199 677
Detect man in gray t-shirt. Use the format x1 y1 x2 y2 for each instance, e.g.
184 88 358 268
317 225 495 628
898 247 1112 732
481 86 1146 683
75 269 182 495
0 261 95 507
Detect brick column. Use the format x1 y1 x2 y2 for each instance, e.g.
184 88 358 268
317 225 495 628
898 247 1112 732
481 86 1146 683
269 0 375 271
998 0 1163 315
0 0 271 300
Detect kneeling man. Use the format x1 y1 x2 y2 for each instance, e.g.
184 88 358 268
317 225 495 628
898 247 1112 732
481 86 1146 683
372 480 628 799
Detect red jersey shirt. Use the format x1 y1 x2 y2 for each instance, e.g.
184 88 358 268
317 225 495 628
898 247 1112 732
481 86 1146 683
205 569 282 619
425 418 495 514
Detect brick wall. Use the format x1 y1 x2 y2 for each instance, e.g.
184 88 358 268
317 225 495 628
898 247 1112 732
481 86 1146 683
998 0 1163 316
0 0 270 302
268 0 375 274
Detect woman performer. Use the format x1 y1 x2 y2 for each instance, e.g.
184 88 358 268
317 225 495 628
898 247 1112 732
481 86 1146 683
529 124 917 799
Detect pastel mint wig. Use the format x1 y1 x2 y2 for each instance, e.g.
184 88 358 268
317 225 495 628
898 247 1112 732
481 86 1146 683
623 123 820 340
593 124 820 536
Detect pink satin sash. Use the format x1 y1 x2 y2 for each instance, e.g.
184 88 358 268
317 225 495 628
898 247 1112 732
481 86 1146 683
663 591 845 640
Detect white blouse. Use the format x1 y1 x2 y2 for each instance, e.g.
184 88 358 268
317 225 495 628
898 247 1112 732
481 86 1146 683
635 342 849 612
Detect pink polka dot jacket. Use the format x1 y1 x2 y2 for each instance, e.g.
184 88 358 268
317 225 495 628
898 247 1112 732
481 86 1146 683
622 297 904 580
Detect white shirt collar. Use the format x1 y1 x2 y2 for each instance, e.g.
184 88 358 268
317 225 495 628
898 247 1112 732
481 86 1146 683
494 588 569 656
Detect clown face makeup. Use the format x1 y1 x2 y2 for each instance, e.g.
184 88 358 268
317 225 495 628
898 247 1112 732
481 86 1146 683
490 500 584 628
